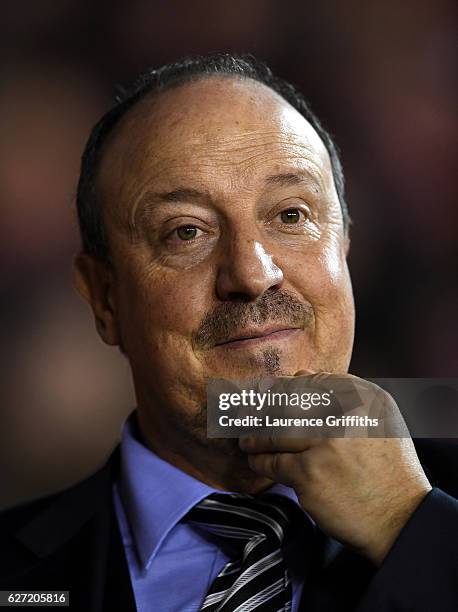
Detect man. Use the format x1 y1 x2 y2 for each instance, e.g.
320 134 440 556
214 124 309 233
1 54 457 611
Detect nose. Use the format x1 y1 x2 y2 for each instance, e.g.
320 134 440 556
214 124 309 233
216 235 284 301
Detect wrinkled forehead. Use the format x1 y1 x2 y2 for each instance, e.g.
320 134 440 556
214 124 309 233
97 76 333 217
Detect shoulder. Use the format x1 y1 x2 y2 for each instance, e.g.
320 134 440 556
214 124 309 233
0 445 120 552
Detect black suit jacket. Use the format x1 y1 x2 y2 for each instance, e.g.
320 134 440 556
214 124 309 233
1 439 457 611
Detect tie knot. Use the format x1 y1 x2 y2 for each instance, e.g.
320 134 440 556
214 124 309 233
187 492 300 546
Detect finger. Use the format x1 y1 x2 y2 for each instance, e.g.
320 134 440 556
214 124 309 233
246 452 297 485
239 434 317 453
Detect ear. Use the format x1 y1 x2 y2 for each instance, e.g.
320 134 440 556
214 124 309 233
73 253 120 346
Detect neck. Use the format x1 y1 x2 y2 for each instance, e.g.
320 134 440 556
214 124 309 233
135 409 274 494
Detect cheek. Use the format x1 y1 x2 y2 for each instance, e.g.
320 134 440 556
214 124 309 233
115 265 214 403
116 262 212 352
315 244 355 367
114 266 212 413
317 244 354 320
320 242 346 287
284 237 354 367
285 232 352 306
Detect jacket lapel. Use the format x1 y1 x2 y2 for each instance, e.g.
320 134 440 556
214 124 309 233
9 448 136 612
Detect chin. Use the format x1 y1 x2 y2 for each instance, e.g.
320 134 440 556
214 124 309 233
206 347 304 380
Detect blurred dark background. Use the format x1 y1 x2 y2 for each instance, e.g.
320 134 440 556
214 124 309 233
1 0 457 508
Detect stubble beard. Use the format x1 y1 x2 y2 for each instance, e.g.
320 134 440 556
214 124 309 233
172 345 289 461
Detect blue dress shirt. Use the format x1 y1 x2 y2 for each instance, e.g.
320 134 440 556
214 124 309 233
113 414 312 612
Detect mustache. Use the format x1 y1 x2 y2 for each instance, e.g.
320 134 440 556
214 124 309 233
192 289 313 350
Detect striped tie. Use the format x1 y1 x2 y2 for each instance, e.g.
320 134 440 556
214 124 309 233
187 492 300 612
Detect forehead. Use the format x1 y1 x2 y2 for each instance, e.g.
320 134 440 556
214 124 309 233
97 76 333 213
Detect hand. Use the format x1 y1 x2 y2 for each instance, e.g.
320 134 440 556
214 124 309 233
239 372 432 566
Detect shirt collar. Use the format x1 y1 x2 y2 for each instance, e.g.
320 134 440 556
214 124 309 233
117 412 304 571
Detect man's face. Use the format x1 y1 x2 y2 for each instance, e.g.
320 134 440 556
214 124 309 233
81 77 354 443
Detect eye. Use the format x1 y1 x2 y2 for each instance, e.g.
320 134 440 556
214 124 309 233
278 208 307 224
174 225 202 241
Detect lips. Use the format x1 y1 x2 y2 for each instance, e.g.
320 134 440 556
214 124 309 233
214 325 302 347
